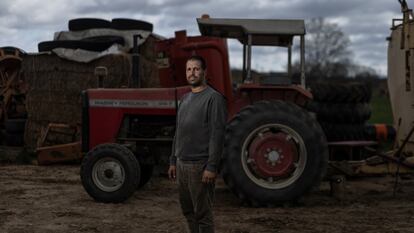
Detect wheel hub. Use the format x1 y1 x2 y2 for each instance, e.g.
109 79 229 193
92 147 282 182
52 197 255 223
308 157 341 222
92 158 125 192
267 150 280 162
248 132 298 177
104 169 114 179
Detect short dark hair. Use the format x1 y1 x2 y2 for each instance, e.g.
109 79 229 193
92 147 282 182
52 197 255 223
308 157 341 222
187 55 207 70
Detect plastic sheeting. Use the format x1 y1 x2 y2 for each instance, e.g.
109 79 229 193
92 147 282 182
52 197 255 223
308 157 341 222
51 29 152 63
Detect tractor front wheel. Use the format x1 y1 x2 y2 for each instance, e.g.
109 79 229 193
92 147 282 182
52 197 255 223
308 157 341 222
80 143 140 203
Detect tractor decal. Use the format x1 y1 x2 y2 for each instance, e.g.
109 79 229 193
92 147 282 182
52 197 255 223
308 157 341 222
89 99 176 109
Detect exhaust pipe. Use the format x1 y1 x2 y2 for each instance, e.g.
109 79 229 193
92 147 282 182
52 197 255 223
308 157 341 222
131 34 142 88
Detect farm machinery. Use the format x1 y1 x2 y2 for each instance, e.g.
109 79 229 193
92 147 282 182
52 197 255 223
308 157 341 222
0 46 27 146
80 17 329 205
80 0 413 205
385 0 414 166
326 0 414 186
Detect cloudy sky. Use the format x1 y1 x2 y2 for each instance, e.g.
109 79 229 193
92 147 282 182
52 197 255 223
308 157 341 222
0 0 405 76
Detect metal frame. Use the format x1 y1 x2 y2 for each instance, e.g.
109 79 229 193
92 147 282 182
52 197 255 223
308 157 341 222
197 18 306 87
241 33 306 87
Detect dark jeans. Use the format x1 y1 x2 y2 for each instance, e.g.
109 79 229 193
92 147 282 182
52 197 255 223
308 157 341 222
177 160 215 233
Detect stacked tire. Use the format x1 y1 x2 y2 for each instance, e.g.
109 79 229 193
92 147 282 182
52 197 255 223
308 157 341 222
38 18 153 53
307 82 372 141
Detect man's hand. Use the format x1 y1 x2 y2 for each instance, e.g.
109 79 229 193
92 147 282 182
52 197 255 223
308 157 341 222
202 170 216 184
168 165 176 181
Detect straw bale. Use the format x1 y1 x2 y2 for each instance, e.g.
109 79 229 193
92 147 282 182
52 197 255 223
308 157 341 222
21 34 160 149
138 34 160 88
22 53 131 149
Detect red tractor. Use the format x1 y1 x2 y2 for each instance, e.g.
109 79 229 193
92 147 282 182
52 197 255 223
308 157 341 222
80 17 328 206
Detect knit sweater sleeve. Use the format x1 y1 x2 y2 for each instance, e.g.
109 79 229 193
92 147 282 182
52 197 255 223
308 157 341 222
205 93 227 172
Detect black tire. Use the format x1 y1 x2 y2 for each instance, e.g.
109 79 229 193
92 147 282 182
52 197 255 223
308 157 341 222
80 143 140 203
310 82 371 103
111 18 153 32
68 18 111 31
38 39 124 52
306 102 371 124
138 164 153 188
222 100 328 206
5 132 24 146
4 119 26 133
320 122 366 141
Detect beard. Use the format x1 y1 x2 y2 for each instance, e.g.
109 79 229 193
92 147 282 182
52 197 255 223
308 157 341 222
187 75 205 87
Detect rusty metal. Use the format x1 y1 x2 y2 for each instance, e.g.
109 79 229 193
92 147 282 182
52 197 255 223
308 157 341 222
36 123 79 148
37 142 82 165
36 123 82 165
328 140 378 161
0 47 27 123
328 133 414 176
327 139 414 176
329 159 414 177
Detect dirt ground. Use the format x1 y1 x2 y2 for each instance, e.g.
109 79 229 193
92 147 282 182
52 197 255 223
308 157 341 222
1 164 414 233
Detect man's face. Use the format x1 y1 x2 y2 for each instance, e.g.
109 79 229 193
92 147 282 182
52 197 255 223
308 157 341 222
186 59 206 87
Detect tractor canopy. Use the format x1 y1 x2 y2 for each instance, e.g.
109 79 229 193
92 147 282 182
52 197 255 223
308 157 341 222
197 17 306 86
197 17 305 47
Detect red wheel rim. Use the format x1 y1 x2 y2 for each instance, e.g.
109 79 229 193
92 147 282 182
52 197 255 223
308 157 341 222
248 132 298 178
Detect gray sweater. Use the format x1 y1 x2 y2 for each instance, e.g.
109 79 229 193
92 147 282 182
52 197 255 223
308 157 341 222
170 86 227 172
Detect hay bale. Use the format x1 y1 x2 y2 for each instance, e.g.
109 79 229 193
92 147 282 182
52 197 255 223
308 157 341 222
138 35 160 88
21 34 160 150
22 53 131 149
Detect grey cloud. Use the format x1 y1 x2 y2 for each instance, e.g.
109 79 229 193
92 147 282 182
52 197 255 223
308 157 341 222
77 1 161 15
0 0 408 75
0 0 13 15
77 0 198 16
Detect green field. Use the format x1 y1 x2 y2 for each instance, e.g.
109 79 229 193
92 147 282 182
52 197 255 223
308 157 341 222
368 90 393 125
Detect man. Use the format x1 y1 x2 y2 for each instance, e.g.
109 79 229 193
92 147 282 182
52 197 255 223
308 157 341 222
168 55 227 233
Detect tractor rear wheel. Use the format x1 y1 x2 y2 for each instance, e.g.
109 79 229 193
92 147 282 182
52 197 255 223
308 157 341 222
222 100 328 206
80 143 140 203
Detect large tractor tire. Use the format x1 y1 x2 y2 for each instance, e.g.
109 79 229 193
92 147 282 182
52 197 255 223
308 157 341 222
222 100 328 206
80 143 140 203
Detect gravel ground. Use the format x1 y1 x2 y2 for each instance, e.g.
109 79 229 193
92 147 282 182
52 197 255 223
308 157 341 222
1 164 414 233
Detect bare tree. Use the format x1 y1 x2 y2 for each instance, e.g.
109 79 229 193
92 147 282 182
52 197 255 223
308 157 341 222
295 17 352 79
